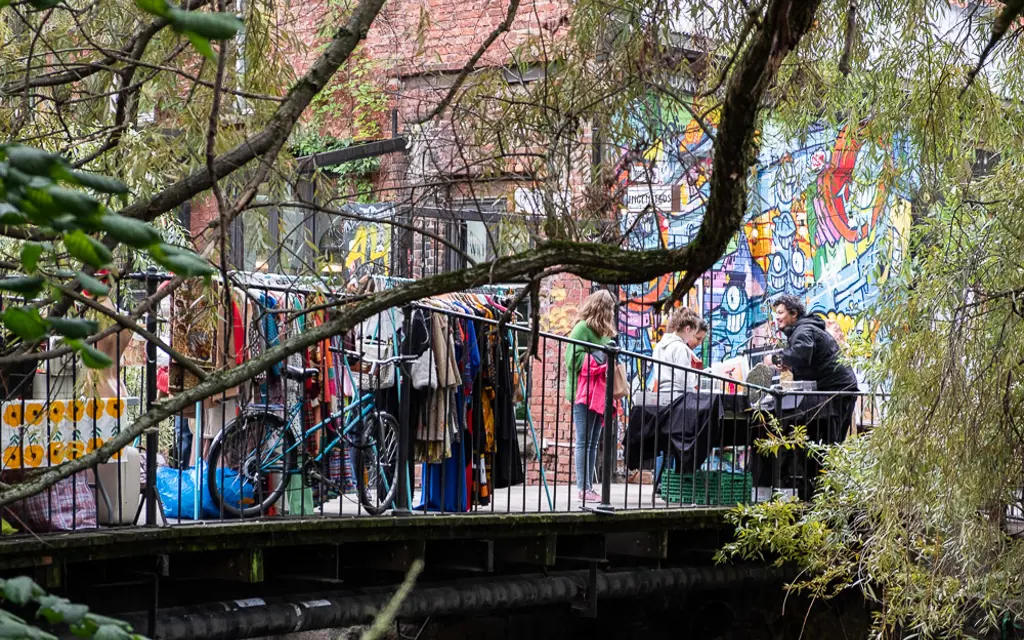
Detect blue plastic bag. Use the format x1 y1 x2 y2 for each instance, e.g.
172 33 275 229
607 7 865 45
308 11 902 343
156 462 255 519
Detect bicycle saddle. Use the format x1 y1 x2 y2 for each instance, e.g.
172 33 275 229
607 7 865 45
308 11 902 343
284 365 319 381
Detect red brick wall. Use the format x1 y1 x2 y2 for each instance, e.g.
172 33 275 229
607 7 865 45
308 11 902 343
363 0 570 76
524 272 592 486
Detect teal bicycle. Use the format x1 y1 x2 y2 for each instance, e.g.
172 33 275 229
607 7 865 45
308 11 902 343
206 351 413 517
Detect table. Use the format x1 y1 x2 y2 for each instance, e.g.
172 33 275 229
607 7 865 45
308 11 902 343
624 389 849 480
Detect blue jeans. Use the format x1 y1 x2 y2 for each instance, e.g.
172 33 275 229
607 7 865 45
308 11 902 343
573 403 603 492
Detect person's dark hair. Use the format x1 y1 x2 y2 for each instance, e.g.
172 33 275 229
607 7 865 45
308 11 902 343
772 294 806 318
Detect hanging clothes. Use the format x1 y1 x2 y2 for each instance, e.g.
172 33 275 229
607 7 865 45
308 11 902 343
416 314 461 462
492 328 525 488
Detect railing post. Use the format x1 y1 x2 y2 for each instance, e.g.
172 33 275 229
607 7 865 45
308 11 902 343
144 267 159 526
596 342 617 514
771 390 784 497
393 304 413 517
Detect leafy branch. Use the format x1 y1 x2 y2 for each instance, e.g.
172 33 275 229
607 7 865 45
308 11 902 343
0 576 146 640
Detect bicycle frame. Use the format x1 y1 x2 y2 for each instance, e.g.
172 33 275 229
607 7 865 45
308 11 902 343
253 391 378 474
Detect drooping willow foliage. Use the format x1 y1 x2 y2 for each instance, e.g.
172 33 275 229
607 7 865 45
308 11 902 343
714 1 1024 629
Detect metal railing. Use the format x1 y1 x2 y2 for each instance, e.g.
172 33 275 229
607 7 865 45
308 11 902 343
0 273 889 534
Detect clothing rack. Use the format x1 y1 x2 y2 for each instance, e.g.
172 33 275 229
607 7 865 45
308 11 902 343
371 274 525 297
409 299 553 512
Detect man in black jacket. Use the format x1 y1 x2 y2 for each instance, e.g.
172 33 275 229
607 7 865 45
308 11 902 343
766 294 858 444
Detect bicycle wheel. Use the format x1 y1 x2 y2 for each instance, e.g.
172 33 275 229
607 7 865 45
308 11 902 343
355 411 399 515
207 412 296 518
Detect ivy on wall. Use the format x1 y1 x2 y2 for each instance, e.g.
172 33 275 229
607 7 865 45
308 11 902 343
290 132 381 204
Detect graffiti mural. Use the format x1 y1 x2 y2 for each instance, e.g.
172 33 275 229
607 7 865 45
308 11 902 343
619 100 913 371
318 203 393 279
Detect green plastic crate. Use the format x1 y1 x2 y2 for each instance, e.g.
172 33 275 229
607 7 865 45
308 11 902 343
659 469 753 505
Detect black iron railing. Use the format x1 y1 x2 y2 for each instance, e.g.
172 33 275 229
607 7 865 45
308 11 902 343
0 272 889 534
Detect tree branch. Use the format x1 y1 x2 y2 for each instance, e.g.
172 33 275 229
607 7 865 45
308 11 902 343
113 0 391 225
0 0 211 95
838 0 858 77
662 0 822 309
963 0 1024 96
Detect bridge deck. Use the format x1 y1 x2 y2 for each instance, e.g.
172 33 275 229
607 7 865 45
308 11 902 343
0 484 730 570
292 481 682 517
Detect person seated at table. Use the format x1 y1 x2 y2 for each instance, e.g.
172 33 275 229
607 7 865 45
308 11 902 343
650 309 707 395
763 294 858 443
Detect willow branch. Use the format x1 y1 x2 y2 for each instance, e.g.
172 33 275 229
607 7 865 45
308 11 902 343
0 0 211 95
663 0 823 309
113 0 391 225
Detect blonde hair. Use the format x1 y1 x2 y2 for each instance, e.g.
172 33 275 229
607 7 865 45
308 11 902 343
577 290 617 337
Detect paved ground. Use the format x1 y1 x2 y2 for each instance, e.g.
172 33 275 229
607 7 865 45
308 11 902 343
319 482 723 516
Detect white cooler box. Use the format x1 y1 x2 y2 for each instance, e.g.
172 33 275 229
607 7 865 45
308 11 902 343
94 446 141 525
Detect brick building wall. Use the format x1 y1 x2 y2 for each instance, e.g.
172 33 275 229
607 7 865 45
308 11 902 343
180 0 605 488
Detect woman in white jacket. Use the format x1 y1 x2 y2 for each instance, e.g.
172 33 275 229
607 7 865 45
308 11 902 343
651 310 707 395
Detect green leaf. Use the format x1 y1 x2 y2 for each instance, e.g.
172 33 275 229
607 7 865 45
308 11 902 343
0 211 29 226
0 617 55 640
64 230 112 268
98 214 161 249
168 8 243 39
0 276 45 295
59 169 129 195
76 272 110 296
27 0 61 8
4 166 33 187
46 186 100 217
3 576 42 606
0 308 48 342
185 31 216 60
151 243 214 278
36 594 89 626
74 342 113 370
49 318 99 340
20 243 43 274
134 0 170 18
0 0 12 9
6 146 61 177
93 624 133 640
49 214 82 232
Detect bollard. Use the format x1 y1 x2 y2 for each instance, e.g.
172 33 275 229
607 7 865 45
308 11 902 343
596 342 617 514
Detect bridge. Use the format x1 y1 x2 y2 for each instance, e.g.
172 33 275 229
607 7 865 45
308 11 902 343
0 277 885 639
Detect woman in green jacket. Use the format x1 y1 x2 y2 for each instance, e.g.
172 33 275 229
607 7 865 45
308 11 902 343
564 289 617 502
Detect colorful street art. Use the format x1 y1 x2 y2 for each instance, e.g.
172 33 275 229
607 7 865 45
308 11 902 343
319 203 393 279
619 99 913 368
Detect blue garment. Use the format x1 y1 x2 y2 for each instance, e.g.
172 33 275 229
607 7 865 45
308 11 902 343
465 320 480 382
259 293 281 375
